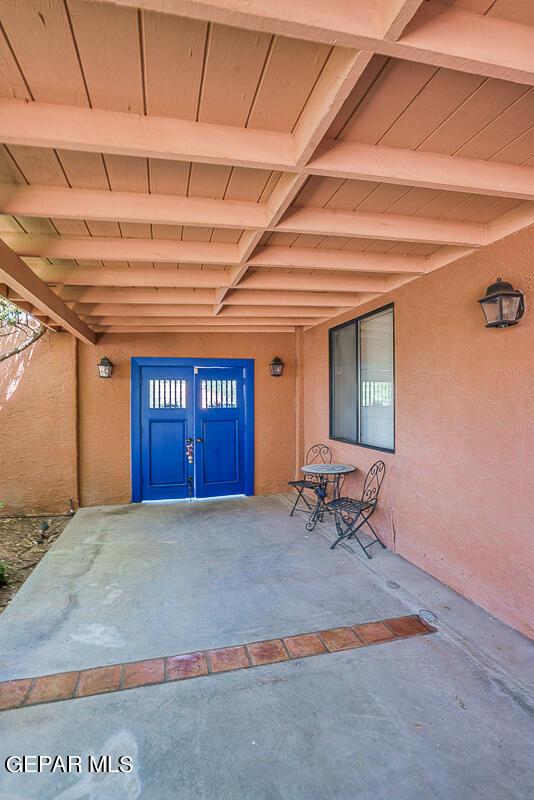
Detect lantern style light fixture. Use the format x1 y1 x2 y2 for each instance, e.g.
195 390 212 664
478 278 525 329
269 356 284 377
97 356 113 378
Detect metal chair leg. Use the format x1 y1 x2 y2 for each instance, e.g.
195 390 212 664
330 511 360 549
363 519 387 549
331 513 386 558
289 486 312 516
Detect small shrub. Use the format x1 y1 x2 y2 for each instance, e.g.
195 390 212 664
0 563 7 588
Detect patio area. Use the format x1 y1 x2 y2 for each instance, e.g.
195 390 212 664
0 496 532 799
1 0 534 796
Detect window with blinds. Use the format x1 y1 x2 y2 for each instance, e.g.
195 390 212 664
329 305 394 451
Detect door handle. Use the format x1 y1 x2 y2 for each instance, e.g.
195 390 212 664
196 437 203 443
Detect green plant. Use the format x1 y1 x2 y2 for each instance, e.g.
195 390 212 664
0 562 7 588
1 297 45 363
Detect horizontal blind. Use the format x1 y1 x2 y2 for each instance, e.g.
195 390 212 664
358 307 394 450
331 323 357 441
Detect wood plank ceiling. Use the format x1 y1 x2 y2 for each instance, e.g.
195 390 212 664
1 0 534 338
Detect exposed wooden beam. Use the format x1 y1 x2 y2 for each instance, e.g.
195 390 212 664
61 286 359 308
89 0 534 85
84 316 319 326
4 103 532 207
0 239 96 344
222 305 336 318
225 289 360 307
486 201 534 245
87 0 384 46
58 287 216 304
2 233 238 265
274 207 485 247
391 1 534 86
382 0 427 41
307 141 534 202
93 325 296 333
218 173 308 311
425 245 476 274
36 264 230 289
74 304 334 318
0 184 268 230
291 0 426 164
0 100 294 170
4 150 526 236
292 49 375 167
239 272 388 293
425 202 534 275
248 246 427 274
76 304 214 317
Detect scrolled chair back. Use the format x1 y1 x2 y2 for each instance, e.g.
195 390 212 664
362 460 386 505
305 443 332 465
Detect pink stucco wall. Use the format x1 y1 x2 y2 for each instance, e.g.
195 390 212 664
0 332 77 515
302 228 534 639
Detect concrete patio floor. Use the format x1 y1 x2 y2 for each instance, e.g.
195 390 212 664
0 495 532 799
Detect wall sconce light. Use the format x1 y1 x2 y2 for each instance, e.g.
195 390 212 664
269 356 284 377
97 356 113 378
478 278 525 328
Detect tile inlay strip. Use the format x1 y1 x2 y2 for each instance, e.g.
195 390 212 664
0 615 435 712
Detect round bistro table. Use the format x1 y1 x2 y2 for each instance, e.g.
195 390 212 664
300 463 356 532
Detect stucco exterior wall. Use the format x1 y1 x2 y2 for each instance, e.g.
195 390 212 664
77 332 296 507
302 228 534 639
0 332 77 515
1 330 296 513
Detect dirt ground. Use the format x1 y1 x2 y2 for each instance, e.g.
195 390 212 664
0 515 70 613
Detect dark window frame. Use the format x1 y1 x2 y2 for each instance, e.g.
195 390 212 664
329 303 395 454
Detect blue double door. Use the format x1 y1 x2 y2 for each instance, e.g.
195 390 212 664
137 362 250 501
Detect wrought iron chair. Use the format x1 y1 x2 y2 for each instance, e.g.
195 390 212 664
288 443 332 517
327 460 387 557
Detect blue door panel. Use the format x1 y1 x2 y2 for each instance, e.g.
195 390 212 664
132 358 253 501
140 365 193 500
201 419 239 485
195 367 245 498
149 420 186 486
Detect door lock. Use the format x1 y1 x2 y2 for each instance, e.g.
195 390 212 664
185 438 194 464
196 437 203 443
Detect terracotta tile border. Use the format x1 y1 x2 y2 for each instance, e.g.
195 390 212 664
0 615 435 713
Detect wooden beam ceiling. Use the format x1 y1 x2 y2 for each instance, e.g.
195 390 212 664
1 0 534 335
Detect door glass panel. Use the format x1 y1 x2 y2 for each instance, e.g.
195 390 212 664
149 379 187 409
201 379 237 408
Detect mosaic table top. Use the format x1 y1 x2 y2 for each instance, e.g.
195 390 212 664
300 463 356 475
